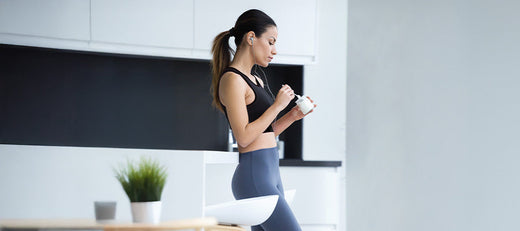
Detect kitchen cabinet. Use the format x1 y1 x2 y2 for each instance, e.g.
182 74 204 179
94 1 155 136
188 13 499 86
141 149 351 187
0 144 238 221
0 144 340 231
206 163 340 231
194 0 317 62
280 167 339 230
90 0 193 49
0 0 90 40
0 0 316 64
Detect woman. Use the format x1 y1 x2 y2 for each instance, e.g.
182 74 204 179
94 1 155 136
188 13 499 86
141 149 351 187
210 9 315 231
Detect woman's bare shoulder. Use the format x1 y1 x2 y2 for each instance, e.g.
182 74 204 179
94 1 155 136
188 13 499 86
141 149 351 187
220 71 246 90
219 71 248 108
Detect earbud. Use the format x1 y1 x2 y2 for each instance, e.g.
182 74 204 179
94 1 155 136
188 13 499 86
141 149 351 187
250 37 254 45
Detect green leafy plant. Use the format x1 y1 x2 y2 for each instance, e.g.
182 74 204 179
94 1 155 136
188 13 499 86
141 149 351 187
114 156 168 202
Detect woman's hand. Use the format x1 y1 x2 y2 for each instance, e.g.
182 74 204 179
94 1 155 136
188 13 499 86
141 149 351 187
273 84 295 110
271 96 317 136
289 96 317 121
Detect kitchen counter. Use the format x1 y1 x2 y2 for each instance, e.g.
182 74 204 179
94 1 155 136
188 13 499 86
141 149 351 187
280 159 342 167
0 144 239 221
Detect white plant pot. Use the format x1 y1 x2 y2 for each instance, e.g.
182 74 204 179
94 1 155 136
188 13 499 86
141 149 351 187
130 201 162 224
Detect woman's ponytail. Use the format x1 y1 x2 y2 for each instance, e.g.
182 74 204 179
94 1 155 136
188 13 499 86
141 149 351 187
210 30 233 112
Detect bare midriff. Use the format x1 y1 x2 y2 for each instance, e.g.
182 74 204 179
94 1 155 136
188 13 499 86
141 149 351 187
237 132 277 153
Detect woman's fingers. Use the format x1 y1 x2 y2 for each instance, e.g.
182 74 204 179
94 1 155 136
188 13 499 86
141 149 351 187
306 96 317 108
275 84 296 109
280 84 295 98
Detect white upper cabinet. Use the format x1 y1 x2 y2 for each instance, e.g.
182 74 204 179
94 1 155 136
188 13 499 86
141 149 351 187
91 0 194 49
0 0 90 40
194 0 317 60
0 0 317 63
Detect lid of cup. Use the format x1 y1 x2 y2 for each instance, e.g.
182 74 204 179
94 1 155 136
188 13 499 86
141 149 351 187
295 95 306 103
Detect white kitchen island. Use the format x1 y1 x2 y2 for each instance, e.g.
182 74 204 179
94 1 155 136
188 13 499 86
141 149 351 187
0 144 238 221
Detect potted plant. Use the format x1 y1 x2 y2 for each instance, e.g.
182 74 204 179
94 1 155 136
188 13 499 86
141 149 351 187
114 156 168 224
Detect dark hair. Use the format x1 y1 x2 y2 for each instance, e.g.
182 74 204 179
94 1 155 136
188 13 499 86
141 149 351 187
210 9 277 112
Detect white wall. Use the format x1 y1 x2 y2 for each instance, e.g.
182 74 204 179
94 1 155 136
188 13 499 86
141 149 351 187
304 0 347 162
304 1 347 230
347 0 520 231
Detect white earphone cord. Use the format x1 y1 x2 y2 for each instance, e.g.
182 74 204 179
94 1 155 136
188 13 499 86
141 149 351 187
251 37 278 126
250 37 276 100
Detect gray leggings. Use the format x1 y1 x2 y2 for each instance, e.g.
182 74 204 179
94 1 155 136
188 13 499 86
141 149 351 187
231 147 301 231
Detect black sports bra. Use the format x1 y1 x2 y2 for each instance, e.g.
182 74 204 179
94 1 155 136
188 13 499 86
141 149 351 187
221 67 274 133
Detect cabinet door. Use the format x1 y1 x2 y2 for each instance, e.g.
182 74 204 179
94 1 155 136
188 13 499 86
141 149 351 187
280 167 339 225
91 0 193 49
194 0 316 58
0 0 90 40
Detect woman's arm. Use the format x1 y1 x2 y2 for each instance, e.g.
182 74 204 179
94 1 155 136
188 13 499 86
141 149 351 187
272 97 316 136
220 73 293 148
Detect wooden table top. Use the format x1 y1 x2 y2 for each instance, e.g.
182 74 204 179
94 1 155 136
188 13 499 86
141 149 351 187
0 218 245 231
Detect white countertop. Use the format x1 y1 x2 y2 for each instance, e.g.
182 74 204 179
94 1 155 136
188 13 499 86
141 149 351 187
0 144 239 221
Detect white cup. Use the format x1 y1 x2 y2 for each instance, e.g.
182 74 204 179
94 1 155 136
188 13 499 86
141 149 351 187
295 95 314 114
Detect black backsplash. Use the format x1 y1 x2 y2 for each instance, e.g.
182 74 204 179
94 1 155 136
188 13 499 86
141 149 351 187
0 44 303 158
260 65 303 159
